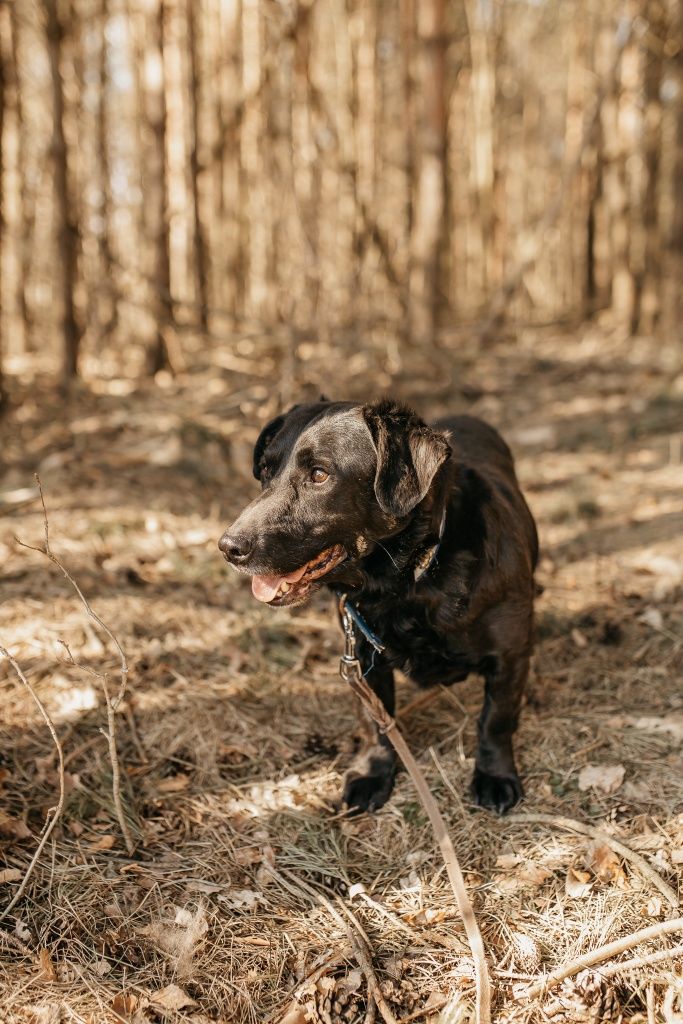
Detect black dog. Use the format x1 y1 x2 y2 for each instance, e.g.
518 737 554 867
219 399 538 815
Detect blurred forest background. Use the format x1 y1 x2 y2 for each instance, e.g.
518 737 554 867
2 2 683 1022
0 0 682 397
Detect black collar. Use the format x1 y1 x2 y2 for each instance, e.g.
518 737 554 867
337 506 447 654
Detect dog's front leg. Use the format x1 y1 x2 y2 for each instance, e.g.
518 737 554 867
341 640 396 814
471 652 528 814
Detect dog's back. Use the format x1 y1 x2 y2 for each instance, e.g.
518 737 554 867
437 414 538 570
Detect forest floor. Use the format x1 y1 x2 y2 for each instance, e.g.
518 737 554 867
0 323 682 1024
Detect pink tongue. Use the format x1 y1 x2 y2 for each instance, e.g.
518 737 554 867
251 563 308 603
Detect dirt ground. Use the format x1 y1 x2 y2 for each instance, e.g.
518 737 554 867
1 324 682 1024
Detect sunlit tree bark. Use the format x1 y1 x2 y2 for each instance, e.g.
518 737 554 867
408 0 447 345
187 0 209 331
0 3 5 411
45 0 82 381
146 0 175 374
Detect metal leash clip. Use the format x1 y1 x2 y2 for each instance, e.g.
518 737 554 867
338 594 363 684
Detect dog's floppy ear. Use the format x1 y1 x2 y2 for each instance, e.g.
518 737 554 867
362 400 451 517
253 407 300 479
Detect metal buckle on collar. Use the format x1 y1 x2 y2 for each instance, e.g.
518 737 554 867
338 595 363 684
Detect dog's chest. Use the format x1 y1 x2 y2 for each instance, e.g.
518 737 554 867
360 598 479 688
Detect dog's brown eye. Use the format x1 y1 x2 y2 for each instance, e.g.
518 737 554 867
310 467 329 484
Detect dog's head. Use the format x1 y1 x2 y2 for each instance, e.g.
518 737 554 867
218 399 451 606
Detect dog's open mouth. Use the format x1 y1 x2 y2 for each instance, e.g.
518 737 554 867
251 544 347 606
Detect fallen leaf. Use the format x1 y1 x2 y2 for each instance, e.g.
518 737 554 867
645 896 663 918
565 866 593 898
672 850 683 865
584 841 625 884
37 948 57 982
571 628 588 649
495 853 525 869
631 715 683 742
0 868 22 884
15 919 31 942
639 607 664 630
150 984 197 1011
112 993 138 1016
93 958 111 976
88 834 116 852
217 888 261 910
22 1006 60 1024
339 968 363 994
157 773 191 793
492 859 552 893
578 763 625 794
234 847 261 866
0 811 31 839
517 863 553 886
280 1006 307 1024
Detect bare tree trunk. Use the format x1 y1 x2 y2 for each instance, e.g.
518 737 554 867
663 0 683 334
187 0 209 331
0 3 6 412
96 0 118 340
634 0 666 333
45 0 81 382
408 0 447 345
147 0 175 375
8 4 33 353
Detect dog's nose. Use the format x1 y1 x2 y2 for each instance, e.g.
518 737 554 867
218 532 253 564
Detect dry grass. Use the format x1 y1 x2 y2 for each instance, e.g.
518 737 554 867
1 324 682 1023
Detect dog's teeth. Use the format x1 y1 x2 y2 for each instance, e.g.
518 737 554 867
280 582 290 594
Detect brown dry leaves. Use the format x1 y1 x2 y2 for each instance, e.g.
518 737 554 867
566 841 627 899
0 810 31 840
0 867 22 883
493 853 553 893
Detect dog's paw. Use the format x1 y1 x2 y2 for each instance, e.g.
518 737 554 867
340 745 396 815
471 767 523 814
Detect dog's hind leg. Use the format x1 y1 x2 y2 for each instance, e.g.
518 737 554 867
341 642 397 814
471 651 528 814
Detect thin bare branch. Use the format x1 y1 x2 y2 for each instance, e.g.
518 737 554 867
15 478 135 854
0 647 65 921
519 916 683 1000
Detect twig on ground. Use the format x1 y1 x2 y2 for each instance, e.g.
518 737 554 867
0 648 66 921
16 477 135 855
601 940 683 978
0 926 35 958
519 916 683 1000
397 997 448 1024
364 994 377 1024
506 812 679 909
270 867 396 1024
339 600 491 1024
345 920 399 1024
